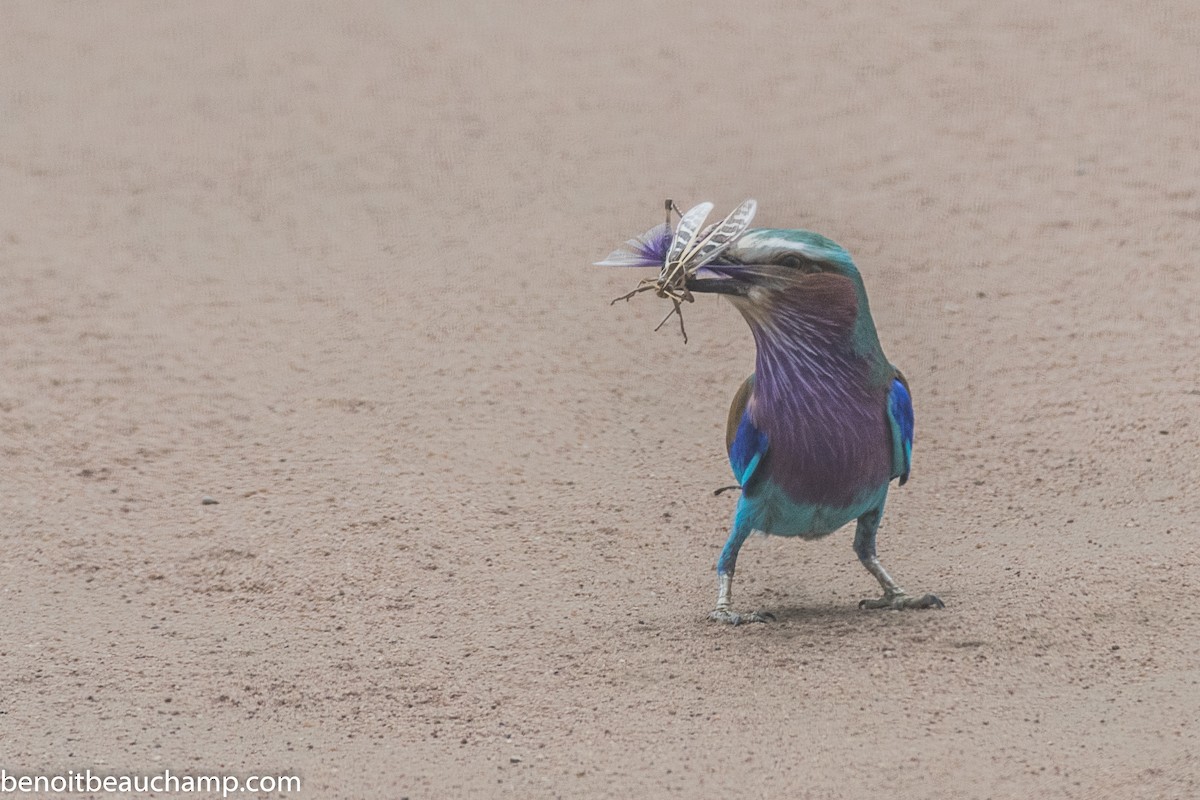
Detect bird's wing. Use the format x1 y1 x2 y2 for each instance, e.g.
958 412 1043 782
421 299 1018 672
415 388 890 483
886 373 914 485
725 375 768 490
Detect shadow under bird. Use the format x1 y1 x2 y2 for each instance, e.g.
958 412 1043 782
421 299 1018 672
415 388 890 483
599 199 943 624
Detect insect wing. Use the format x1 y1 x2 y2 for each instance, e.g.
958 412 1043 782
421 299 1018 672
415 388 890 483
594 222 671 267
679 198 757 271
665 202 714 269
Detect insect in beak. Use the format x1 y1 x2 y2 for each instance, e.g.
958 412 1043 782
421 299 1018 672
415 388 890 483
607 198 757 343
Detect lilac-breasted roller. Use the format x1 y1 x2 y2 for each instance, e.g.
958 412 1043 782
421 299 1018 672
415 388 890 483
600 203 943 624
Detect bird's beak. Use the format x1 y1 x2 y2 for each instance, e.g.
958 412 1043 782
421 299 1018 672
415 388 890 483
684 274 748 297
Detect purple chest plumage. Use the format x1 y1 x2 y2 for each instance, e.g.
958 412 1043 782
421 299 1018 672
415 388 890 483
734 274 892 509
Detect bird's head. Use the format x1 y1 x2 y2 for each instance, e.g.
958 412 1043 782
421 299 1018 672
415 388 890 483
684 228 862 301
686 228 884 360
597 211 884 359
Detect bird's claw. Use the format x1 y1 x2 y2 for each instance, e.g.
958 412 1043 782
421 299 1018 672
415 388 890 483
859 590 944 611
708 608 776 625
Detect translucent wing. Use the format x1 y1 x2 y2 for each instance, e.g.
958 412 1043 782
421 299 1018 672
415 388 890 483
678 198 757 271
665 202 714 269
594 222 672 267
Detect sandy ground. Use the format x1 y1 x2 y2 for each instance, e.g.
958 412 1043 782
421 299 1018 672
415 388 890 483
2 2 1199 798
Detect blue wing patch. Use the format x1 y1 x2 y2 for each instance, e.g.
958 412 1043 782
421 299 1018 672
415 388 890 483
728 410 769 490
887 377 914 485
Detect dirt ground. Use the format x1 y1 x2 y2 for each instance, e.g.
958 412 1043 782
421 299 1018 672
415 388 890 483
2 2 1199 798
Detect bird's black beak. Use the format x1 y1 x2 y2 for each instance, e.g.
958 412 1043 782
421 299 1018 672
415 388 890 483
685 275 748 296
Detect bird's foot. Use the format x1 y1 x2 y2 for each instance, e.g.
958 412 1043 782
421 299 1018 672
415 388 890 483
859 589 944 611
708 607 776 625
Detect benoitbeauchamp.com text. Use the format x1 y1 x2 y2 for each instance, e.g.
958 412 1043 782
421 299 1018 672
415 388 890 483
1 769 300 797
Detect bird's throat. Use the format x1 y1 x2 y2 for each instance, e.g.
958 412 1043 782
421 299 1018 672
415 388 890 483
739 307 892 509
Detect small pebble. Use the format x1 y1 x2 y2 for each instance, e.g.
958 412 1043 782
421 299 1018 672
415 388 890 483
201 496 218 505
510 756 522 764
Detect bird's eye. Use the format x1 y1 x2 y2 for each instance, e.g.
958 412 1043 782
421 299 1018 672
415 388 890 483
779 254 820 273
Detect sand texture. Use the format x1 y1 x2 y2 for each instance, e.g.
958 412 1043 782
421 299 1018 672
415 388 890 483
2 2 1199 798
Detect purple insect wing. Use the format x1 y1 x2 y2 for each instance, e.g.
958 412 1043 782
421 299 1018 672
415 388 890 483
595 222 672 268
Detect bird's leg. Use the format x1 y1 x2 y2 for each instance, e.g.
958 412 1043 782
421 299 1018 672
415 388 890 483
710 573 774 625
708 512 774 625
853 507 944 610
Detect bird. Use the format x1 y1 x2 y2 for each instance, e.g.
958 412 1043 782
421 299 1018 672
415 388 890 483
601 206 943 623
685 228 943 623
